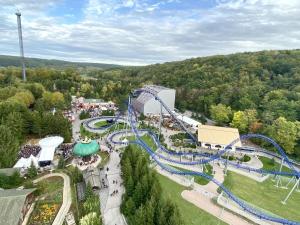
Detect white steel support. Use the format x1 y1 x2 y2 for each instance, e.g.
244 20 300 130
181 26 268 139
281 178 300 205
275 158 284 188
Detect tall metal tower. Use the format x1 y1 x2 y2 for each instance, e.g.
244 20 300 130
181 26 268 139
15 11 26 81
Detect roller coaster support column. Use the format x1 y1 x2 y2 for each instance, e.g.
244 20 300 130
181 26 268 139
158 103 162 141
224 152 229 176
125 97 131 138
281 178 300 205
275 158 284 188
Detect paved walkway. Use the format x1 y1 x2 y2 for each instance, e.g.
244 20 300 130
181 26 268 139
34 173 72 225
182 190 252 225
101 151 126 225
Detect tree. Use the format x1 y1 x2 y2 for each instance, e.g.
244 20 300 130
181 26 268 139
57 156 65 169
9 90 35 107
266 117 300 154
0 125 19 168
231 109 258 133
4 112 25 143
209 104 232 125
27 162 38 178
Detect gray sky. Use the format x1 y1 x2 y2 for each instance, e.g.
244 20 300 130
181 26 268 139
1 0 300 65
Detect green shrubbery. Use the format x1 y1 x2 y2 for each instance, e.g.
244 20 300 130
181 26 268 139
0 171 23 189
79 111 90 120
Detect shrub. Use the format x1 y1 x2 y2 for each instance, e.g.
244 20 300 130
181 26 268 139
242 155 251 162
79 111 90 120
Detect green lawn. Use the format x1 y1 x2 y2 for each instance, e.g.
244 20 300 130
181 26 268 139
259 156 292 173
223 171 300 222
171 164 213 185
94 120 109 128
157 173 227 225
127 134 158 151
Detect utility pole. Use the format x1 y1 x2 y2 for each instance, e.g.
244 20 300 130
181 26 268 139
16 11 26 81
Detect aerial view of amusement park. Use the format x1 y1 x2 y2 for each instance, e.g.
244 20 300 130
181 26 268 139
0 1 300 225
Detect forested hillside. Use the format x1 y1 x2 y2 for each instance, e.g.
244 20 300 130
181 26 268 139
91 50 300 156
0 55 121 69
0 49 299 159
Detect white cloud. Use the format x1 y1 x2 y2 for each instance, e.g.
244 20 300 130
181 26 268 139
0 0 300 65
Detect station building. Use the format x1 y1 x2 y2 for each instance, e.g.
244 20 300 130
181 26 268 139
198 125 241 151
132 85 176 116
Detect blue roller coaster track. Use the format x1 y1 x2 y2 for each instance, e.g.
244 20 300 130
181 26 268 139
84 89 300 224
125 89 300 225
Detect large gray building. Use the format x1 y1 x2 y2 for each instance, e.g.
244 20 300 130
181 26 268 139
132 85 176 115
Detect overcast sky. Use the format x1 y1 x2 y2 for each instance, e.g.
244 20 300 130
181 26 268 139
0 0 300 65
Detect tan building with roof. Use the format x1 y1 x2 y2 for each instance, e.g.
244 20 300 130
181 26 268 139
198 125 241 151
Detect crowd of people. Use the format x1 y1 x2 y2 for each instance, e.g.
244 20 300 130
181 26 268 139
58 143 75 159
76 154 99 166
18 145 41 158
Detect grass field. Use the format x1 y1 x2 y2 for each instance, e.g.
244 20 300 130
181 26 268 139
171 164 213 185
127 134 158 150
94 120 109 128
259 156 292 173
157 173 227 225
223 171 300 222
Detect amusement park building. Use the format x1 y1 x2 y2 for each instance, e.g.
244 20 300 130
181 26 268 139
198 125 241 150
0 188 36 225
132 85 176 115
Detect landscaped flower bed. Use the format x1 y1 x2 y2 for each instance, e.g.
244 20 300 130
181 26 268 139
29 202 60 225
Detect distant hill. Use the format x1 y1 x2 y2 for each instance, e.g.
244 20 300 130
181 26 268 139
0 55 122 69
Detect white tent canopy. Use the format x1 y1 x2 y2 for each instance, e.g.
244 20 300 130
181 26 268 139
172 111 201 129
38 136 64 162
14 155 38 168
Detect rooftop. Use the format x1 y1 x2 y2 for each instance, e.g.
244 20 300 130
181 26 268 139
0 188 36 225
198 125 241 146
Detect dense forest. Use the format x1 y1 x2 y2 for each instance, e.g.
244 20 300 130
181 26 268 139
0 67 78 168
0 55 121 69
121 145 184 225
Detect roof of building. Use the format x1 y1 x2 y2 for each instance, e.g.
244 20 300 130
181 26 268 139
83 99 104 104
76 182 86 202
0 168 20 176
198 125 241 147
14 155 39 168
0 188 36 225
38 136 64 162
133 85 174 106
173 111 201 128
83 168 101 189
73 140 100 157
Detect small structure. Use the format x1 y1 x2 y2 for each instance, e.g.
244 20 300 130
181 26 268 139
73 138 100 160
172 111 201 131
0 188 36 225
83 167 101 190
75 97 116 110
14 155 38 169
198 125 241 151
132 85 176 116
38 136 64 167
76 182 86 202
65 212 76 225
